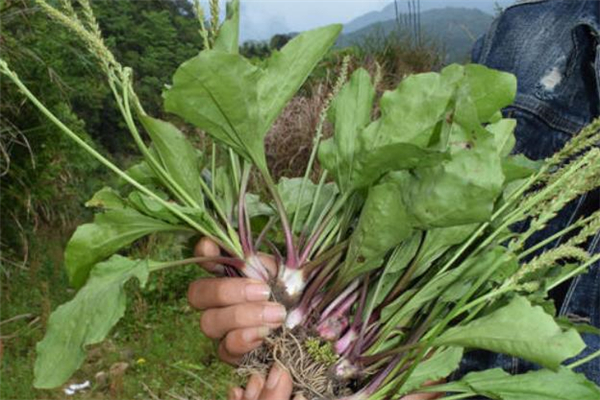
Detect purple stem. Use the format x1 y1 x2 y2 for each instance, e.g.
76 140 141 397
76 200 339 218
264 239 284 271
266 183 298 268
320 280 360 322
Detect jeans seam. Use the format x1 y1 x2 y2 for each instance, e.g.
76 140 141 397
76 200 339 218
513 95 586 134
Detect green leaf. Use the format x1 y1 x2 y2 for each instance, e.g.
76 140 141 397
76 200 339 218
439 367 600 400
502 154 543 183
400 128 505 228
139 116 204 206
127 191 180 224
213 0 240 54
556 317 600 336
400 347 463 395
85 187 126 210
34 256 150 389
65 208 182 288
276 177 338 233
165 24 341 172
434 296 586 369
463 63 517 123
258 24 342 135
340 176 413 285
213 165 236 219
318 68 376 192
414 224 478 278
164 51 264 167
245 193 274 219
120 160 158 187
348 68 458 188
487 118 517 157
365 232 423 310
349 140 450 190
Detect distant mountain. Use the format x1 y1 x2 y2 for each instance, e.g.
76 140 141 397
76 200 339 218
343 1 504 34
338 7 495 64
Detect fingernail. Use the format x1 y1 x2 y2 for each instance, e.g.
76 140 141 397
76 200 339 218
244 383 259 400
262 305 286 323
266 365 284 389
242 326 270 343
245 283 271 301
293 395 307 400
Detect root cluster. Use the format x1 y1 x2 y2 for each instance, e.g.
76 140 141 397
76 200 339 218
238 329 353 400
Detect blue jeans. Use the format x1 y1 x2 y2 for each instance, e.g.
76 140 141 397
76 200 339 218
460 0 600 384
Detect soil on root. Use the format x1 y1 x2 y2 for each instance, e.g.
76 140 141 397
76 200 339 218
237 328 354 400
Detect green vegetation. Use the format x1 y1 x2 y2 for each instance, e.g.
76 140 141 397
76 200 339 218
2 1 599 399
338 7 494 63
1 230 237 399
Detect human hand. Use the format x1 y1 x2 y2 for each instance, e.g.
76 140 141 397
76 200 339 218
228 365 298 400
187 237 284 364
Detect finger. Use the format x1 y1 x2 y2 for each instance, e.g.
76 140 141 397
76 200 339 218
218 340 242 365
228 387 243 400
223 327 270 358
194 237 223 273
259 364 293 400
256 252 278 277
188 278 271 310
218 327 270 365
243 374 265 400
200 302 286 339
293 395 307 400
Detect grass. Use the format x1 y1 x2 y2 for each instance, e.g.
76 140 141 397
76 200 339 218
0 226 239 400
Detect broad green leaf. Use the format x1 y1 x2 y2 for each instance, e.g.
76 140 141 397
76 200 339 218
34 256 150 389
502 154 543 183
65 208 183 288
340 177 413 285
463 63 517 123
332 64 517 190
120 160 158 187
348 68 458 188
164 51 264 167
349 140 450 189
438 367 600 400
399 128 505 228
139 116 204 206
259 24 342 134
165 24 341 172
362 70 457 149
434 296 585 369
128 191 180 224
277 177 338 233
400 347 464 395
245 193 274 219
213 0 239 54
85 187 126 210
319 68 375 191
487 118 517 157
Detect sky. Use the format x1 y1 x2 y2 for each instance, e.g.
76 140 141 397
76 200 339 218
225 0 517 41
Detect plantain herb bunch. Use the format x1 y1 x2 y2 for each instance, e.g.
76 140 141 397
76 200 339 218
2 1 600 399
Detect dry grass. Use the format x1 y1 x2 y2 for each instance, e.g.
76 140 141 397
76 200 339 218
264 83 332 181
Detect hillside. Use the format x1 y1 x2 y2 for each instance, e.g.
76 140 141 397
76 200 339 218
342 0 503 34
338 7 495 64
